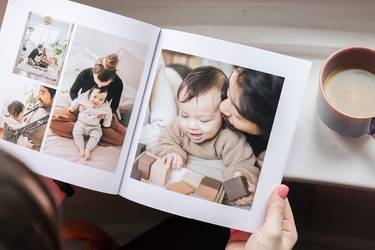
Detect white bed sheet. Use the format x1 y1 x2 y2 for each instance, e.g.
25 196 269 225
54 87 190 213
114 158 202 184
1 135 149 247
42 91 121 172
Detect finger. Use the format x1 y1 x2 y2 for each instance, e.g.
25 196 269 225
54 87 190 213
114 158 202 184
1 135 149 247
264 185 287 231
172 156 178 169
165 156 172 167
248 183 256 193
283 198 297 234
175 157 182 169
173 155 181 169
234 200 243 206
241 195 252 204
235 196 249 206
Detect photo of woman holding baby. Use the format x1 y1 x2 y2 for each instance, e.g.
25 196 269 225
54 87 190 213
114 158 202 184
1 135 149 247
43 24 149 172
219 67 284 204
132 50 284 211
50 53 126 148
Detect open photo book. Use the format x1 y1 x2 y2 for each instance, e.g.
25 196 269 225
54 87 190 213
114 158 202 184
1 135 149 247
0 0 311 232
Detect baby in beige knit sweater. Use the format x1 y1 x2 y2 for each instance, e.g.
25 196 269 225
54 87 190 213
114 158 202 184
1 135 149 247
152 66 260 206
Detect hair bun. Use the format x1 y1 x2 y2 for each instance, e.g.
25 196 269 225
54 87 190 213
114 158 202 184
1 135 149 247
103 53 119 71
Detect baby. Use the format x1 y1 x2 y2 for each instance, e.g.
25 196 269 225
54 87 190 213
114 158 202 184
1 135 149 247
3 100 32 148
69 86 112 160
152 66 260 205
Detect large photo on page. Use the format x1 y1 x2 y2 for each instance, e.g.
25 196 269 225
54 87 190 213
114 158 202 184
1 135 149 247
43 25 148 172
130 49 284 211
122 30 311 232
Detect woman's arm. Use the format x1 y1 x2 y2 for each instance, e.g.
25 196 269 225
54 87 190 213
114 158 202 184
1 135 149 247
70 69 88 101
109 77 123 113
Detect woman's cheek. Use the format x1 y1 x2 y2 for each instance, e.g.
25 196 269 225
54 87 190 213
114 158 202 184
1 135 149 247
219 99 231 116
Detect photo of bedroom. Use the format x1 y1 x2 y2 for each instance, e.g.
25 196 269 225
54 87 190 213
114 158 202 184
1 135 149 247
42 25 149 172
0 82 55 152
131 49 285 210
13 12 74 86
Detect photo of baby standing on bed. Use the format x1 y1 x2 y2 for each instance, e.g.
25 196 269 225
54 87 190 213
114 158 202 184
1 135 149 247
42 25 150 172
132 49 284 210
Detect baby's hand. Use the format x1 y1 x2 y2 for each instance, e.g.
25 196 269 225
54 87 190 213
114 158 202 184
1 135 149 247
26 140 33 149
232 171 256 206
163 153 184 170
97 114 106 120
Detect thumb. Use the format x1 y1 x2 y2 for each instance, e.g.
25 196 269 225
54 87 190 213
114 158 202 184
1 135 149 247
264 185 288 230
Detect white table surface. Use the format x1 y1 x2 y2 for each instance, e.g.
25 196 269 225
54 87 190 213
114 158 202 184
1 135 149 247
284 57 375 189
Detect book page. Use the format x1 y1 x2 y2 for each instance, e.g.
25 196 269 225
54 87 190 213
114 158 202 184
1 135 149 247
0 0 160 194
119 29 311 232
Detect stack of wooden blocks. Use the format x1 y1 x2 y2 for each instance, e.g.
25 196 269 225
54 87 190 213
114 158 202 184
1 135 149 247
131 151 251 203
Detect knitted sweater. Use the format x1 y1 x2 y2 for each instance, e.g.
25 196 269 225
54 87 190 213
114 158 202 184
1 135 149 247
152 120 260 184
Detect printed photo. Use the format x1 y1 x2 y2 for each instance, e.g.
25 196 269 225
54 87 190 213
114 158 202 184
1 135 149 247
43 25 149 172
13 12 74 86
0 82 55 152
131 49 285 210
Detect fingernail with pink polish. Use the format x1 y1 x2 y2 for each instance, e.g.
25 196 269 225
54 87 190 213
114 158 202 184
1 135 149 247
278 185 289 199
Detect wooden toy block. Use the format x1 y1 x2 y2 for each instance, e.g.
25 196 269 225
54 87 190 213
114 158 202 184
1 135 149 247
135 151 157 180
214 185 225 203
130 166 143 181
149 159 171 186
181 170 204 189
167 181 195 195
193 177 222 202
223 176 250 202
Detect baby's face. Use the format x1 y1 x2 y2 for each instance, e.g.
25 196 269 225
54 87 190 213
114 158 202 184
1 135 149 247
178 88 223 143
89 89 107 108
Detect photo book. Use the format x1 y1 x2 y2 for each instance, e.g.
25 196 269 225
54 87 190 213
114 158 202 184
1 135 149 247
0 0 311 232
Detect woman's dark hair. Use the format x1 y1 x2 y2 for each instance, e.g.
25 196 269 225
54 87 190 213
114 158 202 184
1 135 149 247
92 53 119 82
0 150 62 250
7 100 25 118
177 66 228 103
44 86 56 99
236 67 284 141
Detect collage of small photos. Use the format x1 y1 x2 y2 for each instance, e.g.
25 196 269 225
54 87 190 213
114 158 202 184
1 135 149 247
0 12 148 172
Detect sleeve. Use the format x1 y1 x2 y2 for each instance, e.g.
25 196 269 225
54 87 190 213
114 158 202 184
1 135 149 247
69 97 80 112
216 129 260 185
150 120 188 163
109 77 123 113
103 105 113 128
70 69 87 101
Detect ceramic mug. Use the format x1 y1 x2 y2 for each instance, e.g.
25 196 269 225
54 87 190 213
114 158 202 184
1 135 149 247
317 47 375 137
